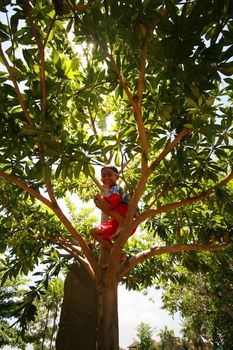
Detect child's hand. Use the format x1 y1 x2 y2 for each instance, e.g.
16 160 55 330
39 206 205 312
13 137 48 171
94 193 102 201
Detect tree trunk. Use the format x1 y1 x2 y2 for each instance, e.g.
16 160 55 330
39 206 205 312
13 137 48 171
96 274 119 350
94 191 119 349
56 262 97 350
56 192 120 350
56 261 120 350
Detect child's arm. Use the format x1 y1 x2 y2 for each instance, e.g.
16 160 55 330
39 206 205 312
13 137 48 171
94 194 124 224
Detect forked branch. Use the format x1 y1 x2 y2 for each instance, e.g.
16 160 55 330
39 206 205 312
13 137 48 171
118 243 227 280
134 169 233 227
149 127 191 172
0 171 99 277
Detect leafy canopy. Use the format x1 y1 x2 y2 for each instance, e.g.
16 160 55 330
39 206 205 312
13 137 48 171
0 0 232 335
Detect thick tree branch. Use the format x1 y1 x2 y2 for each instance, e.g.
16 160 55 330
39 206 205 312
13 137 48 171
0 171 99 277
49 236 96 279
134 169 233 226
107 51 149 161
118 243 227 281
0 44 33 126
149 127 191 172
0 171 54 208
45 181 59 208
118 128 191 236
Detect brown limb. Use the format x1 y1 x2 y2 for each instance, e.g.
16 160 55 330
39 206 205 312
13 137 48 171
23 0 47 128
0 171 99 277
118 243 228 281
92 33 149 163
45 181 59 209
134 169 233 227
149 127 191 172
49 236 97 278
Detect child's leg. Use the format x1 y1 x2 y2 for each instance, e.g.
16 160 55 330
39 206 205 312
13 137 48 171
90 224 126 269
101 209 125 240
108 204 130 239
104 208 125 224
90 226 113 251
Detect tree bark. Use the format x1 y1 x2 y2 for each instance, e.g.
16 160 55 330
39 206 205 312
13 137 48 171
56 263 120 350
56 262 97 350
96 274 119 350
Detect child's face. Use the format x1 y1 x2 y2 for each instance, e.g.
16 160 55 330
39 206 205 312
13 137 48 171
101 168 119 188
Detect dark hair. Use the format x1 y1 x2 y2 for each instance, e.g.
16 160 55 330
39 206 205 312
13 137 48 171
101 165 119 174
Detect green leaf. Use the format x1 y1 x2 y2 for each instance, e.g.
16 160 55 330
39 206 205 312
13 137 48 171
154 136 167 150
42 165 51 182
114 148 120 166
0 29 9 41
165 0 178 24
183 124 193 129
218 61 233 76
221 45 233 62
10 13 19 32
21 125 38 136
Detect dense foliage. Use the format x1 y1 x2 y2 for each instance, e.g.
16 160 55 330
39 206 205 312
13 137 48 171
0 0 232 348
160 247 233 349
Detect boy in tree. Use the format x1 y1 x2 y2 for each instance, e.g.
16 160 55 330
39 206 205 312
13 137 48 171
90 165 136 250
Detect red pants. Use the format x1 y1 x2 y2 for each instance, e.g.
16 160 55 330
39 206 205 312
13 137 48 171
100 204 136 240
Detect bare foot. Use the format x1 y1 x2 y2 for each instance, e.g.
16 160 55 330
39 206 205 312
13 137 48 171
88 240 96 250
94 235 113 251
